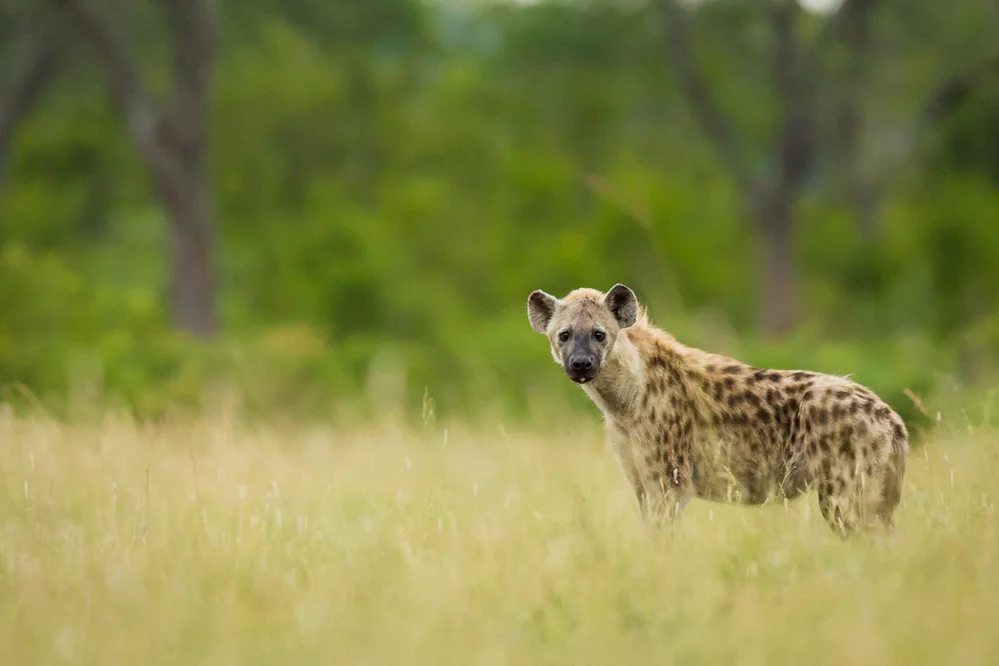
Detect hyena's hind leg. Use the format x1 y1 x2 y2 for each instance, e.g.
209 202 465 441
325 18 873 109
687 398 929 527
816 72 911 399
817 427 908 539
874 427 908 533
817 481 862 539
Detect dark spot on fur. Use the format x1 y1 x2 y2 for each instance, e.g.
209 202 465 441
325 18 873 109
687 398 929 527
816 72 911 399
756 408 772 424
769 373 782 382
840 440 855 461
766 389 778 405
892 423 905 441
753 370 768 382
787 398 800 413
835 389 850 400
723 377 736 390
727 394 742 408
801 389 814 402
723 365 742 375
793 371 811 381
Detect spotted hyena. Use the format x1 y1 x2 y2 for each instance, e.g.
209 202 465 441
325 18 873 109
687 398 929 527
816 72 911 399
527 283 908 537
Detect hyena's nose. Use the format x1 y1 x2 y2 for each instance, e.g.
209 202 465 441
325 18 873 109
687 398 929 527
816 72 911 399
570 355 593 371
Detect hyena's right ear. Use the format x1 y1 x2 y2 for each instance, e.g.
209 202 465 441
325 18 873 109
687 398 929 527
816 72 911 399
527 290 559 334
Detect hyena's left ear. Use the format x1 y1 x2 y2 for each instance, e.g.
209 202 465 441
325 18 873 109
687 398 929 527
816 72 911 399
604 283 638 328
527 290 559 334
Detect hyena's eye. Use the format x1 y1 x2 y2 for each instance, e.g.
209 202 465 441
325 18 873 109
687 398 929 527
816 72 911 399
558 330 571 343
593 330 606 342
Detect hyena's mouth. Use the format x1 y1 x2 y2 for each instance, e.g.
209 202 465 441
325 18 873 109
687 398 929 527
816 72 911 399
567 371 598 384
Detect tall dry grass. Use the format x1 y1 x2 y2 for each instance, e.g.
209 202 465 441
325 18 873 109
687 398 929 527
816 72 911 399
1 404 996 665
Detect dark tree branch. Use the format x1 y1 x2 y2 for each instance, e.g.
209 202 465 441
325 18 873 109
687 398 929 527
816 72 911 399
827 0 881 234
920 53 999 127
870 51 999 196
0 26 63 190
819 0 881 52
828 0 878 164
655 0 751 193
51 0 173 177
771 1 815 195
157 0 216 160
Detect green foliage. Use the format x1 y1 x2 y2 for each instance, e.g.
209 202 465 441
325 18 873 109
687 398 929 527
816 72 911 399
2 0 998 426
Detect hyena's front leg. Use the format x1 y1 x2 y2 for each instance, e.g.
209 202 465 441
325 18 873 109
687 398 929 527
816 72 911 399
641 474 692 529
607 424 647 520
639 437 694 530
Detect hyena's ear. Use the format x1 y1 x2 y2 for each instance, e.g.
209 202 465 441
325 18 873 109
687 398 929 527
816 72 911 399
604 283 638 328
527 290 559 334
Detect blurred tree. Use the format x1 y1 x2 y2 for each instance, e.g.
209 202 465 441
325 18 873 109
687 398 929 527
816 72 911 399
1 0 997 422
50 0 219 337
656 0 998 336
0 6 64 194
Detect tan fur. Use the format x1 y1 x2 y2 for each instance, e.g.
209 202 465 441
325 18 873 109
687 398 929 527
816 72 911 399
529 285 909 538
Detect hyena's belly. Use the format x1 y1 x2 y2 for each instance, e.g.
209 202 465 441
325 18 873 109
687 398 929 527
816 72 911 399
690 436 801 506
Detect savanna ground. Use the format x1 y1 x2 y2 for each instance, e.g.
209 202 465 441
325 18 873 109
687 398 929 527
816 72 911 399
1 396 997 666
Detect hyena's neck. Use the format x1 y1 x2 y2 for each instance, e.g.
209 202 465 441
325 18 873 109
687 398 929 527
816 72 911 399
583 331 645 420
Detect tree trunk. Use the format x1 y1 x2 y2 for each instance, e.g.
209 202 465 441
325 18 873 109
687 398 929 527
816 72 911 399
754 187 796 337
158 167 217 338
50 0 219 339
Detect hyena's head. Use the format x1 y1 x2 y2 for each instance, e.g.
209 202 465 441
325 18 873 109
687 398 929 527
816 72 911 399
526 284 639 384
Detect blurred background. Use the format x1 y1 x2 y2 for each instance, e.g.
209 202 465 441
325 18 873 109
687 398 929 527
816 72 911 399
1 0 997 428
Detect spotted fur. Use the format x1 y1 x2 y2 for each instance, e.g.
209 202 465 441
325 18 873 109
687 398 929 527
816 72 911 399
527 284 908 538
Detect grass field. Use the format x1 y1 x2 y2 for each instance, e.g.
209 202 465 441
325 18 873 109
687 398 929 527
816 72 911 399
1 404 997 666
